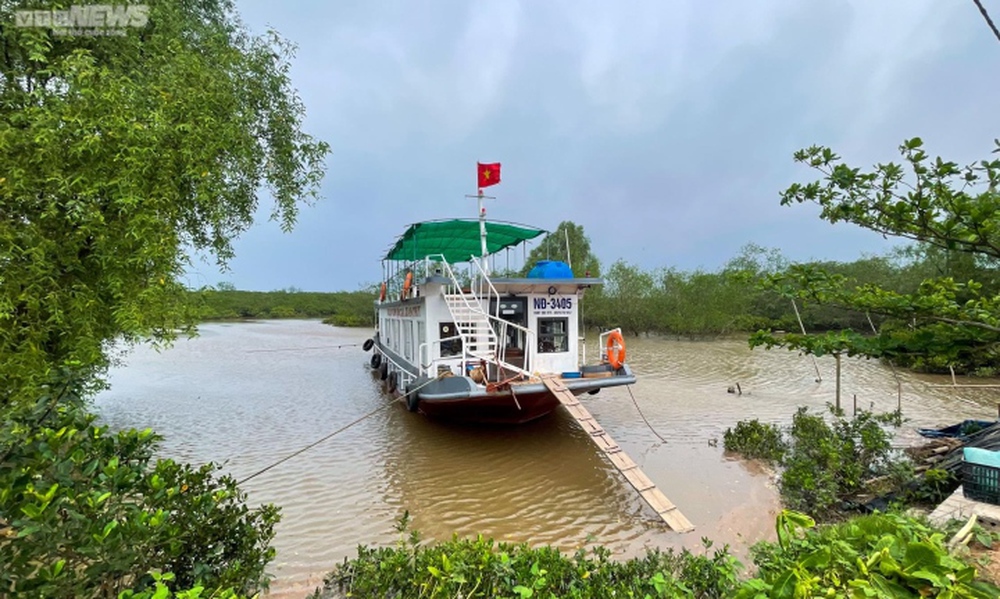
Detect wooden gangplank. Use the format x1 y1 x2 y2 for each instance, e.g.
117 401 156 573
541 376 694 533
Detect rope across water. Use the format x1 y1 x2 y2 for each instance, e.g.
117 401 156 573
235 374 441 485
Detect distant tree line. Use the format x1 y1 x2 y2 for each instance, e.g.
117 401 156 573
190 285 376 326
584 242 999 342
202 235 999 365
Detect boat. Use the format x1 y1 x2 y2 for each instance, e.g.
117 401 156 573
917 419 998 441
361 211 636 425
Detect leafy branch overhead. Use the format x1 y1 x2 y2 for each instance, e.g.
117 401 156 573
0 0 330 404
753 139 1000 369
783 139 1000 257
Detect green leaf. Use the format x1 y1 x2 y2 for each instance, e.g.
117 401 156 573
771 570 797 599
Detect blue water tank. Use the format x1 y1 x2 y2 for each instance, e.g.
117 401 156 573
527 260 574 279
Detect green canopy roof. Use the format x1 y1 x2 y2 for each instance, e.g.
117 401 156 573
385 219 546 263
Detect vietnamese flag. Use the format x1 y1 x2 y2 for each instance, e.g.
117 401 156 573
477 162 501 188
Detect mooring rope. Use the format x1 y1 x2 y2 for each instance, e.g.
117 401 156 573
235 374 442 485
245 343 361 353
626 384 667 444
235 404 393 485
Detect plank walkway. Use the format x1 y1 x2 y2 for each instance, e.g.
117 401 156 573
541 376 694 533
929 486 1000 533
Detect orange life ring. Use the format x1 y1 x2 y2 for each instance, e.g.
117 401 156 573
379 282 387 302
606 330 626 369
400 272 413 300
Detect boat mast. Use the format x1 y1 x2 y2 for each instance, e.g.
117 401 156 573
466 187 495 276
478 190 488 272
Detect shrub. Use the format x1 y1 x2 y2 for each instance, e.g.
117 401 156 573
725 407 906 519
738 510 999 598
723 419 787 464
0 379 280 598
313 514 741 598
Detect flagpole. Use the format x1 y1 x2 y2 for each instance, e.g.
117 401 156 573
470 162 499 276
464 188 495 275
478 190 487 261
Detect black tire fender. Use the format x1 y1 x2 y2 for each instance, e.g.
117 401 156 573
370 353 382 369
387 372 398 394
362 338 374 351
379 362 389 381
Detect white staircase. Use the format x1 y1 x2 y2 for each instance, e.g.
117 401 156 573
438 257 531 380
444 294 498 362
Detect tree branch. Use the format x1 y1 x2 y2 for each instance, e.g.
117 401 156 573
973 0 1000 43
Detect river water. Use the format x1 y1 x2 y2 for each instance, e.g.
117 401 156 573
94 320 1000 596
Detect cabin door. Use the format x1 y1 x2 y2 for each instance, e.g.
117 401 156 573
491 297 527 368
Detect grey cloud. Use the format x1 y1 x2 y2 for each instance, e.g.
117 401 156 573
197 0 1000 291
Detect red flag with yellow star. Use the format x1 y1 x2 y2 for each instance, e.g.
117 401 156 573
477 162 501 189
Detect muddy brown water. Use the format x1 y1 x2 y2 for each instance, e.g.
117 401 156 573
94 320 1000 596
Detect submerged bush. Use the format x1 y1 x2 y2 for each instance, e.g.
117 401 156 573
725 407 907 518
722 419 787 464
780 407 901 515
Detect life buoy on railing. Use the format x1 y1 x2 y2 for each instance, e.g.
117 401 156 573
606 330 626 369
379 282 386 302
401 272 413 300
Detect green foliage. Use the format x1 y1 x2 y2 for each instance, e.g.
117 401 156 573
725 408 904 518
520 221 601 278
723 419 787 464
752 139 1000 372
590 260 656 336
1 2 322 596
317 511 998 599
782 408 904 516
902 468 958 507
0 0 329 405
581 243 930 338
0 376 280 598
315 515 741 598
738 510 999 598
189 288 375 325
117 571 247 599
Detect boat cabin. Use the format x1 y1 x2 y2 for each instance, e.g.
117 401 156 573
373 219 602 390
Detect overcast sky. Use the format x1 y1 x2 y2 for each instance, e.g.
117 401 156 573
188 0 1000 292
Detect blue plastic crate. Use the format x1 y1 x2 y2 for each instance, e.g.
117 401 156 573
962 448 1000 505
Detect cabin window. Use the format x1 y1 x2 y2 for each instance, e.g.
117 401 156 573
417 323 426 363
439 322 462 357
404 322 413 361
538 318 568 353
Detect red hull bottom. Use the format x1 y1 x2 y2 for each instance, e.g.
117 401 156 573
416 389 565 424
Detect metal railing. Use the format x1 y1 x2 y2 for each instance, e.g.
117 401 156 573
421 254 536 380
599 327 624 365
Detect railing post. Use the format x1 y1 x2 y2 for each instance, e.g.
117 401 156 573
835 352 842 413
